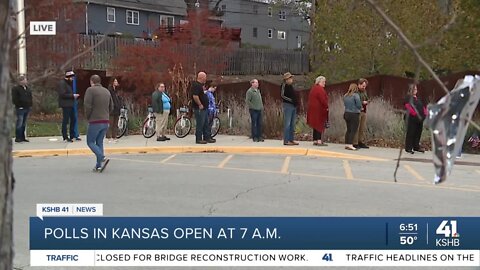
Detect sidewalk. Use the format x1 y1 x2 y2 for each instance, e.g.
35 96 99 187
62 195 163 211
11 134 479 164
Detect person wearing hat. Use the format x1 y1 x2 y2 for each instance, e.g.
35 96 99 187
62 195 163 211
281 72 299 146
57 70 80 142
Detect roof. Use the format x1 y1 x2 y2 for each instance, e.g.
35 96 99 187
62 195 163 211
79 0 187 16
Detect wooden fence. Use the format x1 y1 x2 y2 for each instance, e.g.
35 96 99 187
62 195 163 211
28 35 309 75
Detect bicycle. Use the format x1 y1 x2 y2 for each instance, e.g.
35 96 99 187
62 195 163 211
142 106 156 138
210 106 221 138
116 105 128 139
174 105 192 138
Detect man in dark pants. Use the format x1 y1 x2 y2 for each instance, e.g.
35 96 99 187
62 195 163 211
246 79 264 142
192 71 215 144
12 75 32 142
57 70 80 142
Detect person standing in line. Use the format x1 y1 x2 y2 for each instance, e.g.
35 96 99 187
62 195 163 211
307 76 329 146
57 70 80 142
343 83 362 150
281 72 299 146
107 77 122 142
12 75 32 143
152 82 171 142
353 78 370 149
192 72 215 144
84 74 113 172
246 79 264 142
404 84 426 154
206 83 218 139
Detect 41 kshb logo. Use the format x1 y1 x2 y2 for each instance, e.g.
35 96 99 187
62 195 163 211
435 220 460 247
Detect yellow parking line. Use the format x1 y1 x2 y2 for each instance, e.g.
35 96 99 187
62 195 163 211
343 160 354 180
218 155 234 168
281 156 291 174
404 165 426 182
161 154 176 163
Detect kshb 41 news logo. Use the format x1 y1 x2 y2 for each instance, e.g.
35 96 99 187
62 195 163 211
435 220 460 247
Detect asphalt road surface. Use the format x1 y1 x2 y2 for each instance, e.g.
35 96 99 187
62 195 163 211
12 153 480 270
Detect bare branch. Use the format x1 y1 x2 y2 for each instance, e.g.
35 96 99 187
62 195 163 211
364 0 450 94
29 35 107 84
415 12 457 49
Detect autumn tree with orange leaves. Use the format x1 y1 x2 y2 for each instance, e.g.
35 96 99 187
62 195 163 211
112 10 236 108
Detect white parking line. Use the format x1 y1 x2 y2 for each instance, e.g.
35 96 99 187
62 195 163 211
343 160 354 180
161 154 176 163
281 156 291 174
218 155 234 168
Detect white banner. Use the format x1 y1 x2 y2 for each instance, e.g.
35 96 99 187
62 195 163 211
31 250 480 267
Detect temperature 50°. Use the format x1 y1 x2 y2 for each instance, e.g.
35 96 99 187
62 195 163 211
400 236 417 245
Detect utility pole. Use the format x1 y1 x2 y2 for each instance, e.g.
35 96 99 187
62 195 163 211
309 0 316 72
16 0 27 76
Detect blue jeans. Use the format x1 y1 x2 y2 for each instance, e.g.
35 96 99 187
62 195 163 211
194 109 209 141
15 107 30 140
283 103 296 142
249 109 262 140
87 123 109 168
62 107 76 140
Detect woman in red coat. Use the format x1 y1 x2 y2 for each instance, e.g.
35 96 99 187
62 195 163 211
307 76 329 146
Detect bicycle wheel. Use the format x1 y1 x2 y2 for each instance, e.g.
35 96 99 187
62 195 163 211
211 117 220 138
116 117 128 139
142 117 156 138
174 117 191 138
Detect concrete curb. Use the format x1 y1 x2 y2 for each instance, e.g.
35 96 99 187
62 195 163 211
13 146 388 161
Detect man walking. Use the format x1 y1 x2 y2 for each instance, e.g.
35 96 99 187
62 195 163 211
192 71 215 144
57 70 80 142
12 75 32 143
84 74 113 172
353 78 370 149
246 79 264 142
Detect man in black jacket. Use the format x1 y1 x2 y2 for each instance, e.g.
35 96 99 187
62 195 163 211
12 75 32 142
57 70 80 142
281 72 299 146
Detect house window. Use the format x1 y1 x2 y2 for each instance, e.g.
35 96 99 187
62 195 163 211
277 30 286 40
253 5 258 14
268 7 272 17
160 15 175 27
278 10 286 20
267 29 273 39
107 7 115 23
126 10 139 25
297 35 302 48
253 27 258 38
221 4 226 11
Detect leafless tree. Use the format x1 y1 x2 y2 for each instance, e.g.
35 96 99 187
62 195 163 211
0 0 14 269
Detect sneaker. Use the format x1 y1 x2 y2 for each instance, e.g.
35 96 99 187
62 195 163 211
206 138 216 143
405 149 415 154
284 141 296 146
75 137 82 141
99 158 110 172
358 142 369 149
353 144 359 148
253 138 259 142
196 140 207 144
345 145 357 151
157 137 166 142
290 141 299 145
92 167 101 173
22 139 30 142
163 136 171 141
14 138 23 143
64 138 73 143
258 137 265 142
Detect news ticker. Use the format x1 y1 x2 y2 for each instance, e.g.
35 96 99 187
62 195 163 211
30 212 480 267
